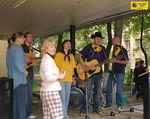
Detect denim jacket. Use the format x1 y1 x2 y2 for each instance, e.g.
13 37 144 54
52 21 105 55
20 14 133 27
6 43 27 89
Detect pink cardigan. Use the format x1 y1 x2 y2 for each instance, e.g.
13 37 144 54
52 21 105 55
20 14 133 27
40 54 61 91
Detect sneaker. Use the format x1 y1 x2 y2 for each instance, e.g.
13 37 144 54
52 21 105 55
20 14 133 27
102 106 112 110
27 115 37 119
79 112 85 116
118 106 123 112
64 115 69 119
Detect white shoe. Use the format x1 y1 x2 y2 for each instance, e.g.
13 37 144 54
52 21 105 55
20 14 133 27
118 106 123 112
27 115 37 119
102 106 112 110
64 115 69 119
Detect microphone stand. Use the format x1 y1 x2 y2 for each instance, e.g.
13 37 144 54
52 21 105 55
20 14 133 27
79 62 90 119
100 69 117 118
128 69 134 118
115 48 134 118
100 45 130 118
100 47 116 117
84 71 90 119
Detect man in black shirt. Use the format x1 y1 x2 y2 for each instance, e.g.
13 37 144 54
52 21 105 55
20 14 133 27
136 60 147 100
105 37 129 111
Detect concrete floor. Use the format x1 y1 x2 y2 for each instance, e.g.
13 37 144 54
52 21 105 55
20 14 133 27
32 102 144 119
32 81 144 119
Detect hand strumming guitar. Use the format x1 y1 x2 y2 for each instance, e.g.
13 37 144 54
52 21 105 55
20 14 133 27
83 63 90 72
26 56 32 64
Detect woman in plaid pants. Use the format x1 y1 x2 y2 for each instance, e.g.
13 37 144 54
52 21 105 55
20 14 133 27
40 39 65 119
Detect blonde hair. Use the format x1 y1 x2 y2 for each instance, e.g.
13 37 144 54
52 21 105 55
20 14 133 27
40 39 56 56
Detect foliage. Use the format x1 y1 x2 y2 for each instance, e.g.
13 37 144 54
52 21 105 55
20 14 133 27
123 12 150 51
124 70 132 85
33 12 150 74
75 24 108 51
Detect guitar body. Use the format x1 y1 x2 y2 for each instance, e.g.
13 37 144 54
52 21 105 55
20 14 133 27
25 52 38 68
76 59 101 80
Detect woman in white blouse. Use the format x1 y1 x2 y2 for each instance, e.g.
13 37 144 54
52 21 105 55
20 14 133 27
40 39 65 119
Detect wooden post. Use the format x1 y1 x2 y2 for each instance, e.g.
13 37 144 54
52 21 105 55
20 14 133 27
70 25 75 56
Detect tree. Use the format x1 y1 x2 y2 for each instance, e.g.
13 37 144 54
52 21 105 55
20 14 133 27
124 12 150 64
104 22 112 73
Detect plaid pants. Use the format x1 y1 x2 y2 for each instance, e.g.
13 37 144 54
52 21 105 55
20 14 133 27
40 91 63 119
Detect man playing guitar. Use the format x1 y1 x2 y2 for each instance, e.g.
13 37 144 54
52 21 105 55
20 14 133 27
22 32 36 119
105 37 129 111
78 32 107 115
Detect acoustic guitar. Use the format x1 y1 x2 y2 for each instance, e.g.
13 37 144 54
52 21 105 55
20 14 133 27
25 52 41 68
76 59 108 80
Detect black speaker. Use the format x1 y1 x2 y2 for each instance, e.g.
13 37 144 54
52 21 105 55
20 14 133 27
0 77 13 119
69 87 83 107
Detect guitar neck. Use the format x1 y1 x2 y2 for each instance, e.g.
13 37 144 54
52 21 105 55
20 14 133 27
94 60 109 67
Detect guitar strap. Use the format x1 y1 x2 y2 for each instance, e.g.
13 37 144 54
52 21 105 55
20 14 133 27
25 42 33 53
113 45 123 57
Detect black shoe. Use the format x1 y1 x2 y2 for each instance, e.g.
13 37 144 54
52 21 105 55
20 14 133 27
102 106 112 110
93 110 100 114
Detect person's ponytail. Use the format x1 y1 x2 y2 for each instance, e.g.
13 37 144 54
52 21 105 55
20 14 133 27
7 38 12 49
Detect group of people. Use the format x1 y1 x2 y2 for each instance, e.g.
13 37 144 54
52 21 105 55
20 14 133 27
7 30 143 119
78 33 129 115
6 32 76 119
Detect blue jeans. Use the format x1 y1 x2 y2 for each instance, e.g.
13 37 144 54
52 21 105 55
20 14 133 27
132 82 140 97
80 72 103 112
106 73 125 107
14 84 27 119
26 67 34 117
59 82 72 117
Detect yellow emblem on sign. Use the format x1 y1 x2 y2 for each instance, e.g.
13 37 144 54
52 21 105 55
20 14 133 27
131 1 149 10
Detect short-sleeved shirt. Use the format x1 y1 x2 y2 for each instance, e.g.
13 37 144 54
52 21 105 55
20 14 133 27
80 44 107 73
54 52 76 82
80 44 107 63
112 45 129 74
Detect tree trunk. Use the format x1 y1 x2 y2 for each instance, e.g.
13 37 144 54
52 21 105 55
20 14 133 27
115 19 123 43
57 33 63 52
103 20 123 91
104 22 112 73
103 22 113 91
